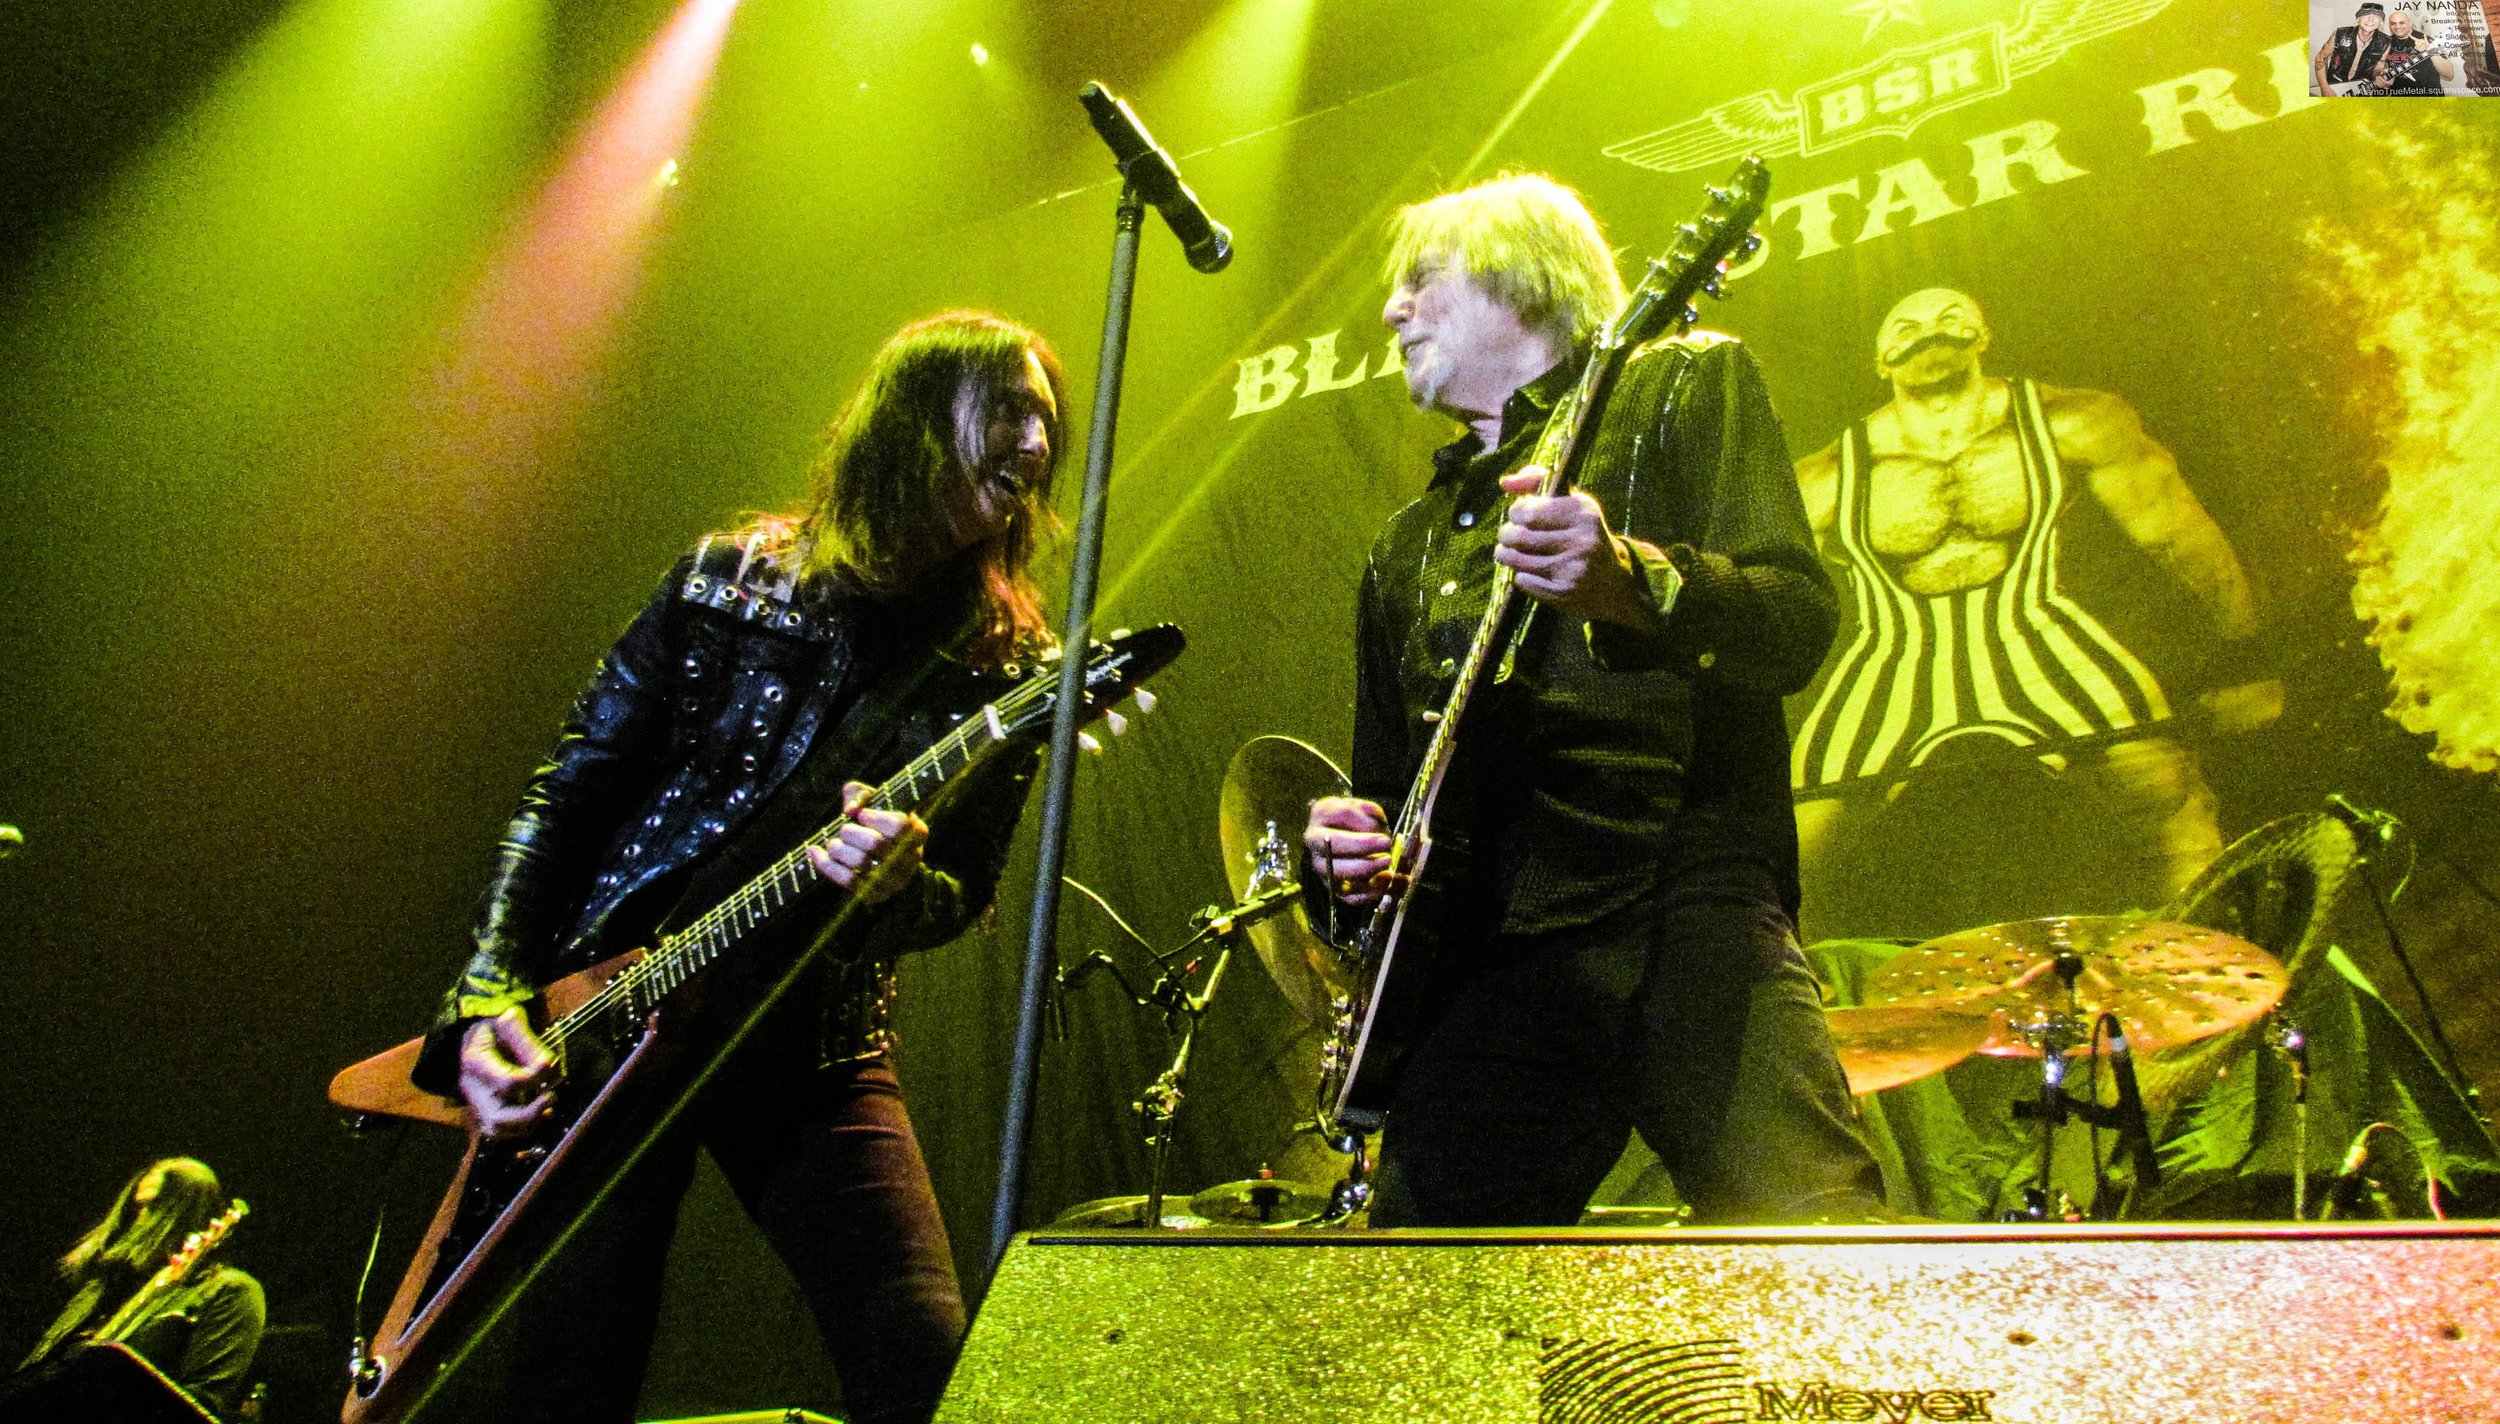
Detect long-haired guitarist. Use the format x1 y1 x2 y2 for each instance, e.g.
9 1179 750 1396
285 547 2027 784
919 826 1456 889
14 1157 264 1416
1302 174 1887 1227
406 310 1066 1424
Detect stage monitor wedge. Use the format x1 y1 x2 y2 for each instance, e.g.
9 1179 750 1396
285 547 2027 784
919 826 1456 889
943 1224 2500 1422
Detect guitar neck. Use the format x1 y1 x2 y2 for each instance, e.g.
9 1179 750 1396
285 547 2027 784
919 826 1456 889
97 1202 247 1343
1391 349 1621 834
546 678 1040 1053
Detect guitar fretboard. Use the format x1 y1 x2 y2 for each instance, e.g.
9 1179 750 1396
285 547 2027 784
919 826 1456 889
542 668 1060 1057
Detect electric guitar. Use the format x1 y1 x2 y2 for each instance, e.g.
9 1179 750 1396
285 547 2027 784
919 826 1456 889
1316 160 1774 1136
327 624 1183 1424
96 1198 251 1344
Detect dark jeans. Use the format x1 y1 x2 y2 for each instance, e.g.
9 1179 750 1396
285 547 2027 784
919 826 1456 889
1370 854 1884 1226
489 1041 964 1424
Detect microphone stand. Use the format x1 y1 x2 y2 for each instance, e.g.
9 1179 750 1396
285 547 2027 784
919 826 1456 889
987 80 1231 1283
988 178 1146 1280
1049 884 1303 1229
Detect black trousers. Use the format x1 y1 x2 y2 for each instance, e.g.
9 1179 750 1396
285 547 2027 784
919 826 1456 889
488 1038 964 1424
1369 853 1885 1226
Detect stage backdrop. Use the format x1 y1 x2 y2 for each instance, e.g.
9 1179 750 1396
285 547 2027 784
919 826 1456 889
2 2 2496 1419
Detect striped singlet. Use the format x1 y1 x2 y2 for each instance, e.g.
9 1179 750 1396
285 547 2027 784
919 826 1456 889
1791 379 2171 793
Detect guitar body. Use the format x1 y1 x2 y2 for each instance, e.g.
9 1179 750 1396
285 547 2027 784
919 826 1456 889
0 1343 221 1424
331 625 1182 1424
1315 162 1773 1138
345 952 660 1424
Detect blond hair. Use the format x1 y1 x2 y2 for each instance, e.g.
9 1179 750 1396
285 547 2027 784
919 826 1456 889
1382 173 1627 347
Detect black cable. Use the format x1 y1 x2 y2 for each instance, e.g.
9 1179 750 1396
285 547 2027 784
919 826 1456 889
346 1119 411 1378
1058 875 1160 959
2354 840 2477 1102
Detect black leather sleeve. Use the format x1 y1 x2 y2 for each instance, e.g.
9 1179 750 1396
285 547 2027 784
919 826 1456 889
412 560 689 1093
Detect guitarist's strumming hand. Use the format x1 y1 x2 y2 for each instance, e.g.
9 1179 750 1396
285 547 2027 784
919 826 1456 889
803 781 929 905
1307 796 1401 908
459 1009 558 1138
1496 466 1666 633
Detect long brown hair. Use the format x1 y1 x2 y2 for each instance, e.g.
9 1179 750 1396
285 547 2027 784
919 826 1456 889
765 310 1068 670
62 1157 225 1285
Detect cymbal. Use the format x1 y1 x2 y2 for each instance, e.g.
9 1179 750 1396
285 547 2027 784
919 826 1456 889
1863 916 2288 1056
1190 1176 1330 1225
1219 736 1352 1028
1049 1195 1211 1230
1823 1005 1993 1095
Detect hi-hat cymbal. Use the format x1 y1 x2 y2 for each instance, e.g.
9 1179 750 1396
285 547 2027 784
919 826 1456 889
1863 916 2287 1056
1219 736 1352 1028
1190 1176 1330 1225
1824 1005 1993 1095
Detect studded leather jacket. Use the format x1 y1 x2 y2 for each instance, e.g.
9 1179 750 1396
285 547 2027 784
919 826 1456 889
411 533 1039 1092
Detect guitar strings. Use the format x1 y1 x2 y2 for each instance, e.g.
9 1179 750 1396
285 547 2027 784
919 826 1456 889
540 665 1068 1055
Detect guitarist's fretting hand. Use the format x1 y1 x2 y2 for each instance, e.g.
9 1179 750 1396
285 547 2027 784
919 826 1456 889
459 1010 558 1138
803 781 929 904
1307 796 1400 907
1495 466 1666 633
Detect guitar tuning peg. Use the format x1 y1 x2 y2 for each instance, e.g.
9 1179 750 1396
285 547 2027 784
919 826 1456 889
1706 185 1730 203
1702 276 1725 298
1109 627 1132 640
1134 688 1158 714
1739 231 1764 255
1104 710 1128 737
1077 731 1103 754
1681 303 1700 326
1677 222 1700 240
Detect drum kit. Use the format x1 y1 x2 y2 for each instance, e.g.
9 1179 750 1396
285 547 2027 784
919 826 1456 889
1052 736 2301 1230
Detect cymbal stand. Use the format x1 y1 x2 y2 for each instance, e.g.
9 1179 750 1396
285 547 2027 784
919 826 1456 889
2268 1015 2312 1219
2004 945 2094 1221
1309 1123 1372 1227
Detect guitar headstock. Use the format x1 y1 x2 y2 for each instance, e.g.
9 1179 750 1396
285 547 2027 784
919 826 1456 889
166 1198 249 1277
1001 623 1186 752
1605 156 1771 354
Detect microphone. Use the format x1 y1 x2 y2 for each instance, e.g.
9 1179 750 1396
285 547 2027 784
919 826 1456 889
0 824 21 859
1052 953 1115 1042
1077 82 1233 274
2101 1015 2161 1189
1188 881 1303 939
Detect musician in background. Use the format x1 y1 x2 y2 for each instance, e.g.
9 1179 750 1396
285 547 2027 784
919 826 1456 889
410 311 1065 1424
15 1158 263 1416
1304 174 1884 1226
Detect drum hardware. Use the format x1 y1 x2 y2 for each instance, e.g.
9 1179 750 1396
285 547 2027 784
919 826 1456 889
1055 836 1306 1230
2267 1014 2312 1218
1865 915 2288 1220
1190 1172 1331 1225
1215 735 1374 1226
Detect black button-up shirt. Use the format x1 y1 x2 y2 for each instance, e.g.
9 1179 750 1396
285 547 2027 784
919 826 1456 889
1348 332 1836 936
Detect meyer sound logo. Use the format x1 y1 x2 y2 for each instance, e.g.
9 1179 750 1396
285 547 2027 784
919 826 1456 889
1540 1338 1999 1424
1601 0 2173 173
